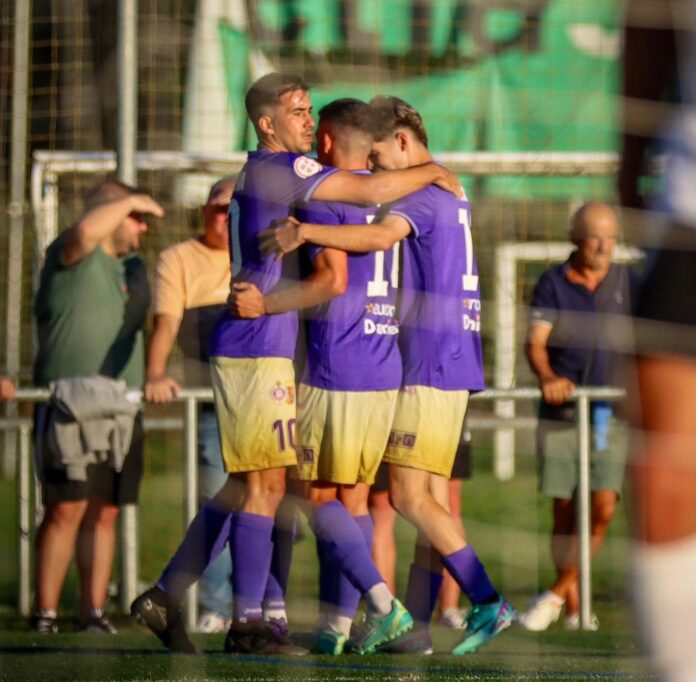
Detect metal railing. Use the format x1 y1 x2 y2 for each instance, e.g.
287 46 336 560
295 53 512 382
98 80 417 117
5 384 624 632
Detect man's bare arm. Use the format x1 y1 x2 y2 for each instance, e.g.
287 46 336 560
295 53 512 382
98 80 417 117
144 313 182 403
230 248 348 319
313 164 462 205
525 322 575 405
259 214 411 258
61 193 164 266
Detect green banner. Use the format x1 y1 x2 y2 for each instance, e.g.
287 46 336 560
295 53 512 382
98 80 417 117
219 0 620 199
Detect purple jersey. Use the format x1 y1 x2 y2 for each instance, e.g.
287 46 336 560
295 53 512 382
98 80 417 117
210 150 338 359
298 189 402 391
381 184 485 391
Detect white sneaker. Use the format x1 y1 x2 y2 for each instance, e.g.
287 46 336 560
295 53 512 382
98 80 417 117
518 591 564 631
438 607 468 630
564 612 599 631
195 611 230 633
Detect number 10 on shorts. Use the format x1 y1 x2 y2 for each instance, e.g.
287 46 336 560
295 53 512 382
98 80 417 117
273 418 296 451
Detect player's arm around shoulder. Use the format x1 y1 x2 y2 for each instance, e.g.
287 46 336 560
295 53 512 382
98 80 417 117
260 213 410 257
307 212 410 252
312 164 462 206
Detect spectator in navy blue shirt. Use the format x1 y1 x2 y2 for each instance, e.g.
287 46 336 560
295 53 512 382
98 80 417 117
519 202 635 632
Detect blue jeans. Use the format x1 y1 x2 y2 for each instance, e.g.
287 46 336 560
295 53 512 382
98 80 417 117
197 408 232 617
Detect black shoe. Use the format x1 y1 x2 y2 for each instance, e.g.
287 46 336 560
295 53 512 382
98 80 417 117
81 609 118 634
224 621 308 656
130 587 197 654
30 612 58 634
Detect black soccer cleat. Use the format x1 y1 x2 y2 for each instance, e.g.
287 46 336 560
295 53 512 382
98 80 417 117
130 586 197 654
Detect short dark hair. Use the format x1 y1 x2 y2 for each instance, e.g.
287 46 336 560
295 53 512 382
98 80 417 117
369 95 429 148
318 98 375 137
245 72 310 124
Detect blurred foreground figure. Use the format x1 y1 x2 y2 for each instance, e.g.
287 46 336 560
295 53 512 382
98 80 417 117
622 2 696 680
520 203 635 631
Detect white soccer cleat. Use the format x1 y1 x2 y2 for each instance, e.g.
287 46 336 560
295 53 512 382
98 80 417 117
564 612 599 631
518 591 564 631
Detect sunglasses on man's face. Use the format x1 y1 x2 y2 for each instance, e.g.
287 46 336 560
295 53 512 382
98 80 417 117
128 211 145 222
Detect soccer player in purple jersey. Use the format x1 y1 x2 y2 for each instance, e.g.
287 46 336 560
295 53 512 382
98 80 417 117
260 96 515 655
232 98 409 655
131 75 460 656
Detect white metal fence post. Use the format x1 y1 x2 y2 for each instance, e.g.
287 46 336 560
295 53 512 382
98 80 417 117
183 395 199 631
576 392 593 630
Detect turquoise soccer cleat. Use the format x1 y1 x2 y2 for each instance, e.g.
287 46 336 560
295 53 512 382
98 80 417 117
350 599 414 655
451 596 515 655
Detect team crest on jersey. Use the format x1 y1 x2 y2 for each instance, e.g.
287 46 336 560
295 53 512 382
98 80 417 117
297 447 315 464
389 430 417 449
293 156 322 179
271 382 296 405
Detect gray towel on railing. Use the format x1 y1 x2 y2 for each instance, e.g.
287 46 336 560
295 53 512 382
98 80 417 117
46 375 140 481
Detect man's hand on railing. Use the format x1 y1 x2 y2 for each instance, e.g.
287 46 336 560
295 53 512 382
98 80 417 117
540 375 576 405
144 375 181 404
0 377 16 401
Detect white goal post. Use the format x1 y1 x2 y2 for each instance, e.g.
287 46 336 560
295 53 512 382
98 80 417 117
31 150 620 255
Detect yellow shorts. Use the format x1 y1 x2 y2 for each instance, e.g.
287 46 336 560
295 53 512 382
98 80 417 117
295 384 398 484
383 385 469 477
210 356 298 474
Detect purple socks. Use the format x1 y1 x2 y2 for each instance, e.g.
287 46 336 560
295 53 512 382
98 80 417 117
230 511 274 623
442 545 498 605
157 501 232 603
311 501 383 596
262 514 296 615
156 502 294 622
317 512 374 617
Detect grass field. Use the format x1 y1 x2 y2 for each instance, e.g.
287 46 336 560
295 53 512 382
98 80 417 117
0 434 655 680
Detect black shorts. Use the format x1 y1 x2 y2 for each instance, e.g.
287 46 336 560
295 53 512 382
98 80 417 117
35 405 144 507
635 226 696 358
371 429 473 493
